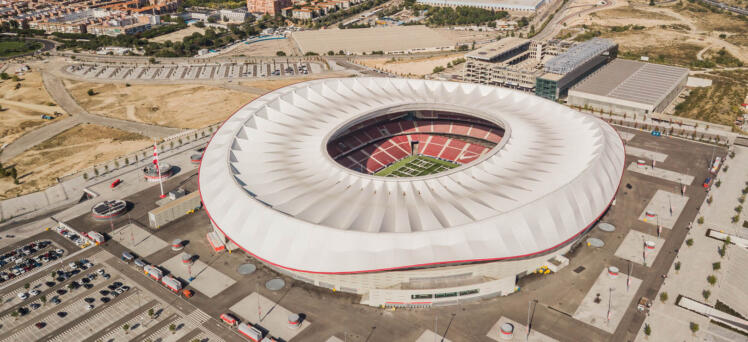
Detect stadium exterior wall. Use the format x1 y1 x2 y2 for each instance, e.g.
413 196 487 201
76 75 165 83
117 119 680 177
198 77 625 307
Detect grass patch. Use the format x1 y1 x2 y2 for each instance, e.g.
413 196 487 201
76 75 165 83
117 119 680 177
375 155 459 177
674 70 747 126
0 39 42 58
618 43 702 67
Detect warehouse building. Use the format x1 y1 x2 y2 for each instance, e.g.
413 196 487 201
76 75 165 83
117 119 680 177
535 38 618 101
567 59 689 115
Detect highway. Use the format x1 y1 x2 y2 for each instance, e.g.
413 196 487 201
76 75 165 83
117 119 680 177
533 0 614 41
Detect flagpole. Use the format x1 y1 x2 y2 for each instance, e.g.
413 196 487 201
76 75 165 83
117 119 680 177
154 142 165 198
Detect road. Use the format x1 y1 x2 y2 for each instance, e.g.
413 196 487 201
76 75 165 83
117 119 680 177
0 72 182 163
533 0 614 41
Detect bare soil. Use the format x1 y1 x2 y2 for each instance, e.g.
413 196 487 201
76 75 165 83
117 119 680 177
148 26 206 43
356 54 465 76
64 81 253 129
0 124 151 199
0 64 64 146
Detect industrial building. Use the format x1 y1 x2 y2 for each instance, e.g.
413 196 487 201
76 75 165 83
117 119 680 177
198 77 625 307
463 38 574 92
535 37 618 100
567 59 689 115
416 0 546 12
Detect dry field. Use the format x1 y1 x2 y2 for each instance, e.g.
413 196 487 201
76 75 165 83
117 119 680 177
148 26 206 43
570 1 748 63
0 65 64 146
673 69 747 126
222 38 297 57
356 54 465 76
0 124 151 199
64 81 253 128
291 26 457 55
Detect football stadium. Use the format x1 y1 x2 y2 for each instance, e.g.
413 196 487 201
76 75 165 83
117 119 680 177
198 78 625 307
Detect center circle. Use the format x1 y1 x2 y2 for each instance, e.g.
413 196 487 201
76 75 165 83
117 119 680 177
326 109 505 178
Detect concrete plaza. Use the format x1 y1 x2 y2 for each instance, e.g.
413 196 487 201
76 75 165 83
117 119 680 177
625 146 668 163
627 162 694 185
573 269 643 333
638 190 689 229
112 223 168 257
614 230 665 267
161 253 236 298
486 316 557 342
229 292 311 341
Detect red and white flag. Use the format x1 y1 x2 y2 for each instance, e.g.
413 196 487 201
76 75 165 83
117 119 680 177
152 143 160 170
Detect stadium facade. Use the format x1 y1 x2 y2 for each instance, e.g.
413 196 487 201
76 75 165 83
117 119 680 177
199 78 625 307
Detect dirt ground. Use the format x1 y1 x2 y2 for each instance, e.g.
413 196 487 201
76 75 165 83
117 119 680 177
149 26 206 43
221 38 297 57
575 0 748 63
0 124 151 199
63 81 253 129
356 53 466 76
0 64 64 146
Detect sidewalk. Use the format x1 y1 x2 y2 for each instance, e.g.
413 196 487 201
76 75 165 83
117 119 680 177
634 146 748 341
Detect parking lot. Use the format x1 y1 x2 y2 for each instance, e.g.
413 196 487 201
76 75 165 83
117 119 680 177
64 61 322 81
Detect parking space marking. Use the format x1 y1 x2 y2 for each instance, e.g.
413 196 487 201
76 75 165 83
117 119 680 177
48 289 149 342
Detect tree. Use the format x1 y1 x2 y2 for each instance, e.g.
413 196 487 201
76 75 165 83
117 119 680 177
697 216 704 224
690 322 699 334
148 308 154 318
327 50 335 56
40 295 46 304
686 238 693 246
0 72 9 80
674 262 680 271
87 89 95 96
149 57 157 64
208 16 217 23
195 21 206 28
702 289 711 300
659 292 668 303
169 323 177 334
644 323 651 336
23 283 29 290
707 275 716 285
712 262 721 270
276 51 286 56
10 311 18 320
123 324 130 334
433 66 445 73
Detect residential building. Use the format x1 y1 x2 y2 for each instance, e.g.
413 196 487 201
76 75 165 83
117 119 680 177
247 0 291 15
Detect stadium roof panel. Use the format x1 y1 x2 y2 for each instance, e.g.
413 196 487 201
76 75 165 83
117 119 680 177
199 78 625 273
570 59 689 106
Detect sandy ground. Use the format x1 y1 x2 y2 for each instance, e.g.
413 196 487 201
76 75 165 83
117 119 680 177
148 26 206 43
291 26 457 55
0 124 151 199
357 53 466 76
574 1 748 63
433 28 501 45
0 64 64 146
63 81 253 129
221 38 298 57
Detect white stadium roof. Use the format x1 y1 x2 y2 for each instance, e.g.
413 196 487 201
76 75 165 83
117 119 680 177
198 78 625 274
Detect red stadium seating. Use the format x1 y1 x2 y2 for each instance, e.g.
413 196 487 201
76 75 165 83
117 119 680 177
328 115 503 173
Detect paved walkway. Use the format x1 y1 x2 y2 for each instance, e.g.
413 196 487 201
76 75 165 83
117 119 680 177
634 146 748 341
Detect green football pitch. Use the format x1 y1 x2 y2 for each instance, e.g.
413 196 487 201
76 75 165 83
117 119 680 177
375 155 459 177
